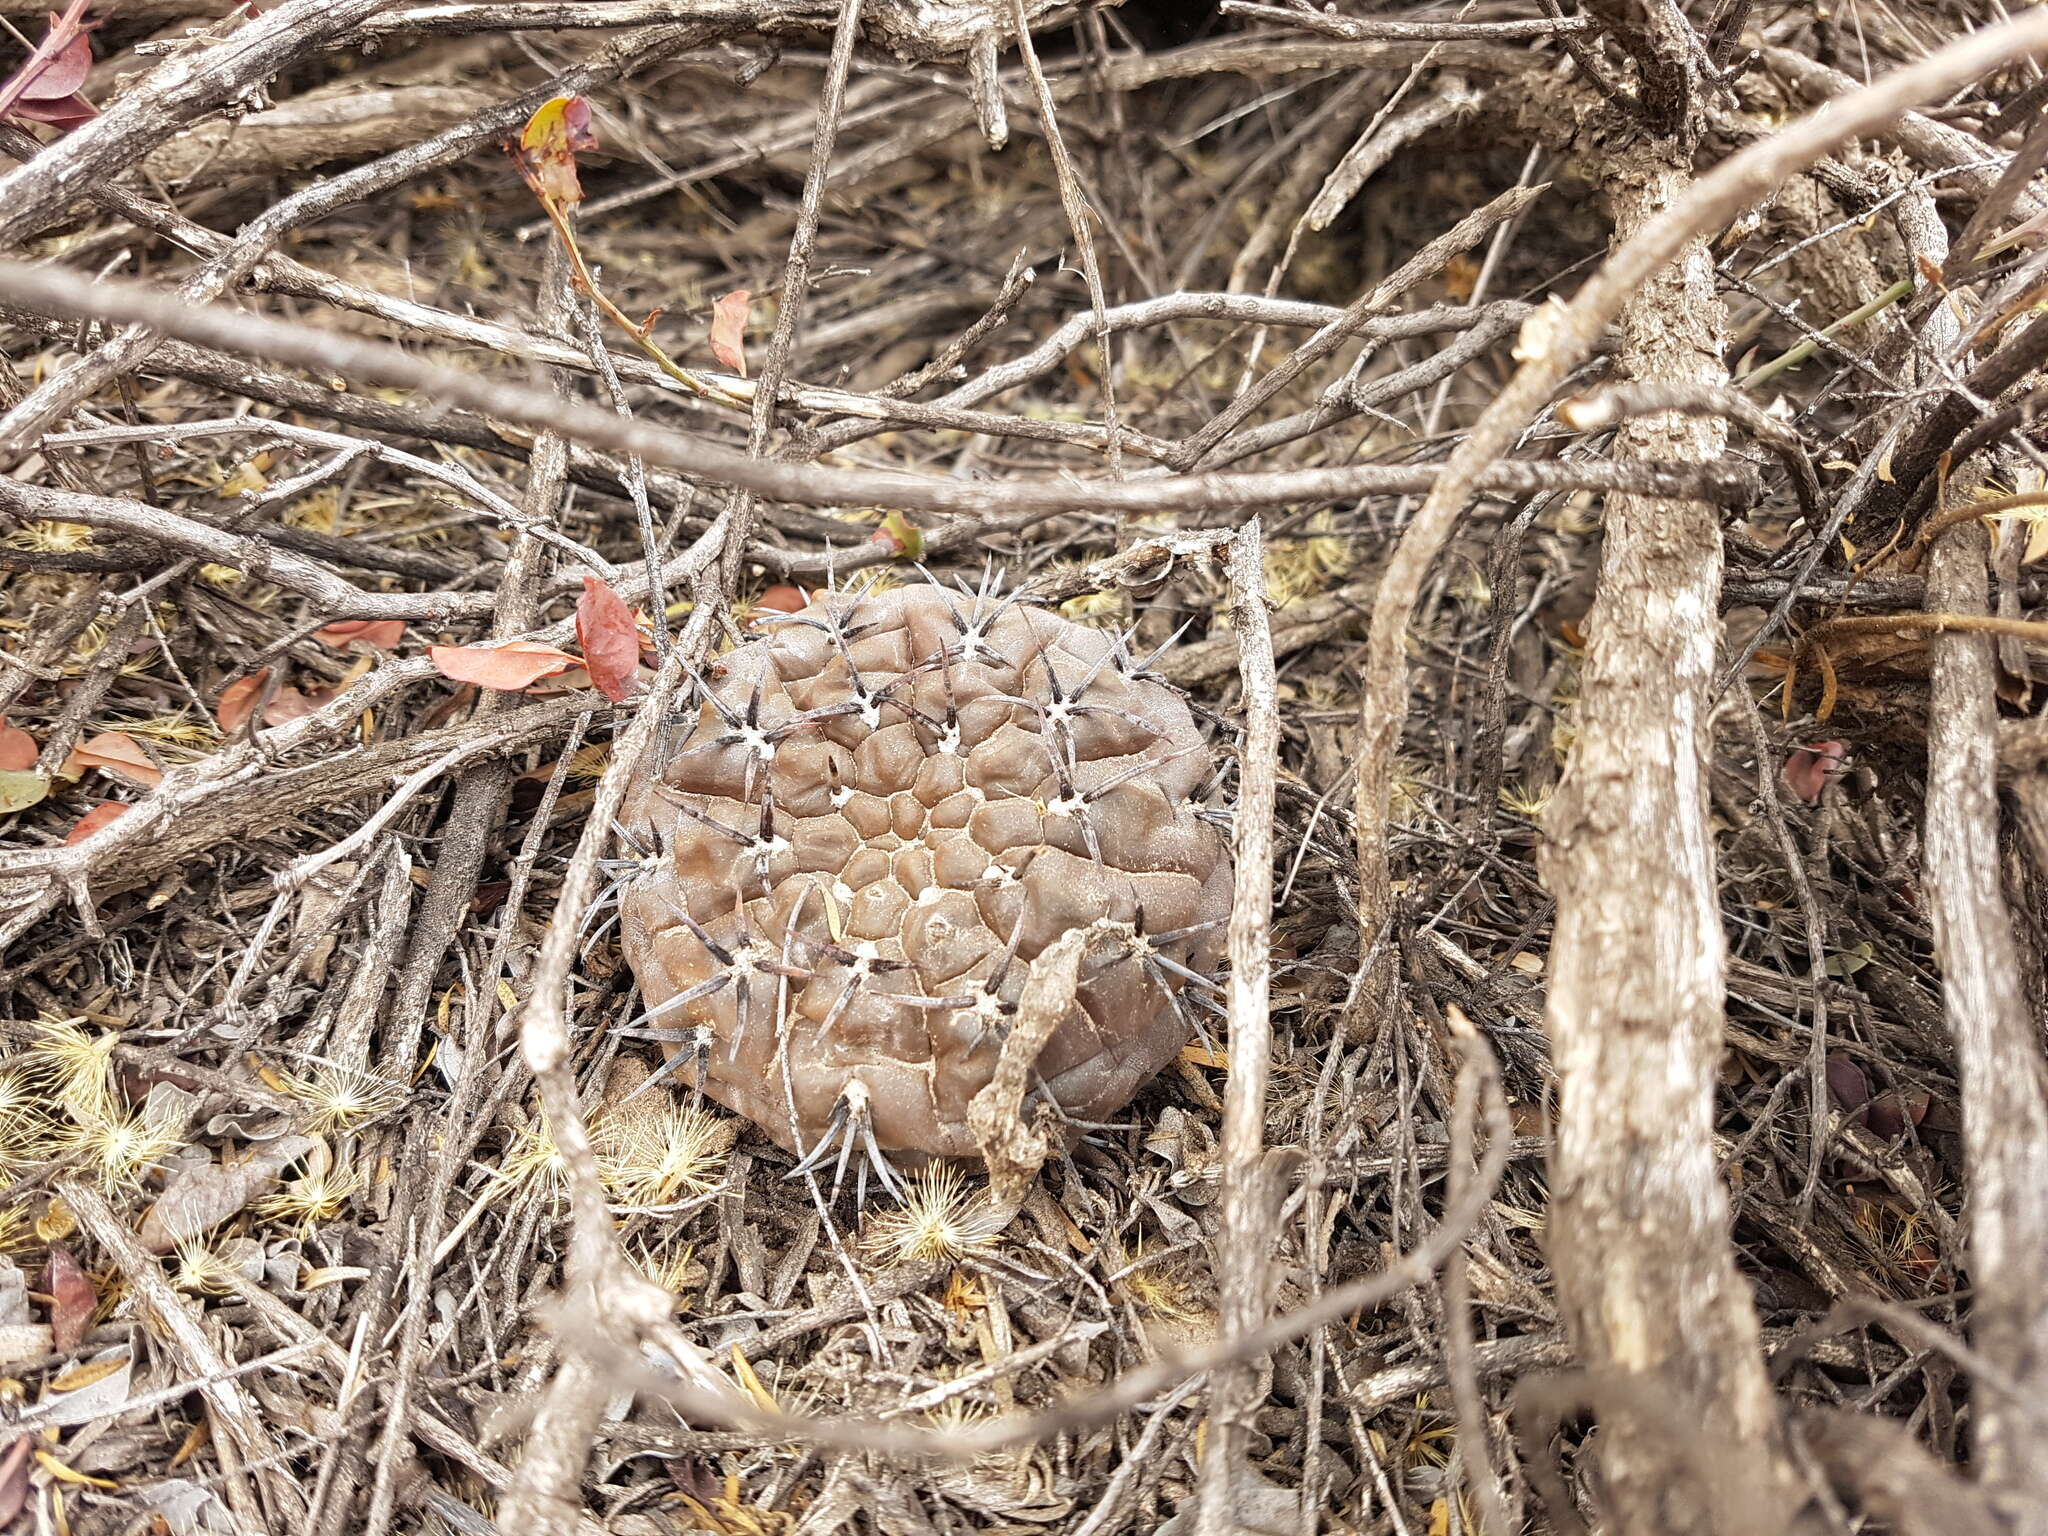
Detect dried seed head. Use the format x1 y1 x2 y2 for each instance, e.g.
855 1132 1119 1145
277 1064 404 1133
26 1016 120 1123
257 1162 363 1235
861 1163 1004 1265
617 577 1231 1162
170 1239 242 1296
596 1101 731 1209
65 1105 185 1191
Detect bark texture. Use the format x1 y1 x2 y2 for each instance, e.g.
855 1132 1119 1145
1922 523 2048 1536
1537 144 1801 1532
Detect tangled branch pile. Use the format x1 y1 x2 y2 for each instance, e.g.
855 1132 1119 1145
0 1 2044 1534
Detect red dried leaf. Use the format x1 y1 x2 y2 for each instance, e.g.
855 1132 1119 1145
8 92 93 126
575 576 642 703
1784 740 1847 804
429 640 580 692
220 671 325 731
62 730 162 787
64 801 128 843
315 619 406 652
15 11 91 98
511 94 596 208
709 289 751 376
0 0 96 129
1824 1054 1869 1110
42 1244 94 1353
0 719 35 771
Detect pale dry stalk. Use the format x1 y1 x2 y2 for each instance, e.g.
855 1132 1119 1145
1537 145 1799 1529
1923 520 2048 1534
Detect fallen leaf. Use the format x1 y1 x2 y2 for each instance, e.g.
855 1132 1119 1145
140 1135 319 1253
42 1244 93 1353
575 576 642 703
32 1346 131 1430
216 457 268 496
1441 252 1480 302
216 670 271 732
869 509 924 560
1867 1093 1911 1139
709 289 751 376
0 0 96 132
729 1345 779 1413
0 720 35 771
1784 740 1848 804
751 584 808 619
0 770 47 814
315 618 406 651
35 1449 116 1489
1825 940 1874 978
0 1436 29 1529
64 801 128 843
1825 1054 1870 1110
262 685 323 726
428 640 580 692
512 94 597 208
46 1354 127 1393
62 730 161 787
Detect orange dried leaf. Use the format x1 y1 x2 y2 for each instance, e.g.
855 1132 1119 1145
62 730 162 787
65 802 128 843
429 640 580 692
216 670 271 733
513 94 597 208
575 576 642 703
0 719 35 771
709 289 751 376
315 619 406 652
752 584 808 619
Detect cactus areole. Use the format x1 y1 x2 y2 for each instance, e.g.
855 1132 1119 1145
615 575 1233 1177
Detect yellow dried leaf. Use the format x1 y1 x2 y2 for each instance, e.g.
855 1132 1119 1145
46 1354 128 1394
514 95 597 208
218 460 268 497
36 1198 74 1244
36 1451 117 1488
729 1345 779 1414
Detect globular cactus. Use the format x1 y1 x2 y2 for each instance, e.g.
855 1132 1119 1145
614 573 1232 1196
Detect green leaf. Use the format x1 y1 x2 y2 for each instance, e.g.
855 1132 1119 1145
0 770 49 814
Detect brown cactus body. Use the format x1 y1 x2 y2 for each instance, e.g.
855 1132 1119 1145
616 578 1232 1168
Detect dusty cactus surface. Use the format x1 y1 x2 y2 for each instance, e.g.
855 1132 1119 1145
617 578 1233 1163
